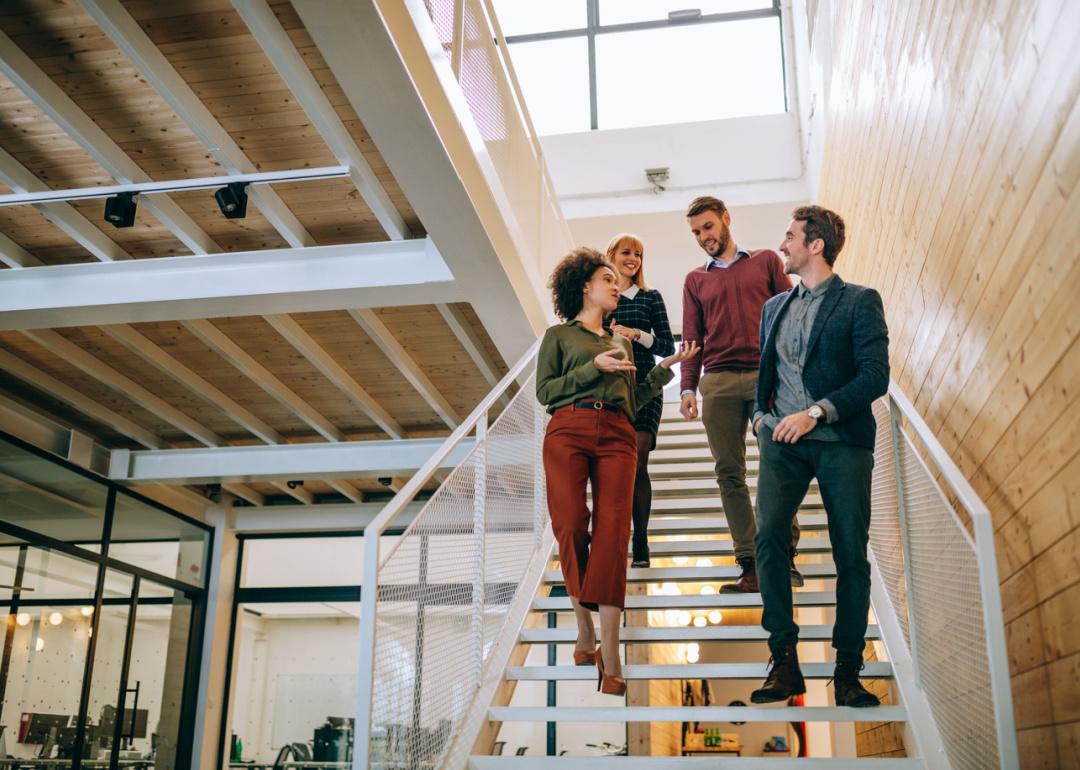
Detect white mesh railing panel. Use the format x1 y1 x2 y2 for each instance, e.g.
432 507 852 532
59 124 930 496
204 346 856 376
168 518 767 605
869 398 1004 770
368 374 548 769
869 400 910 644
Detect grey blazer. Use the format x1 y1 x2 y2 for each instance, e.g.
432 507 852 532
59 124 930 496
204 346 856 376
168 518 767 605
754 275 890 450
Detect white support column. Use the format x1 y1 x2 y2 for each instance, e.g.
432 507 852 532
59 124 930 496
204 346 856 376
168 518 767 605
350 308 462 429
230 0 410 242
191 500 239 770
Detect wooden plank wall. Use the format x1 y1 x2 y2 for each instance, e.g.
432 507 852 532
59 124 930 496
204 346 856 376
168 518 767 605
815 0 1079 766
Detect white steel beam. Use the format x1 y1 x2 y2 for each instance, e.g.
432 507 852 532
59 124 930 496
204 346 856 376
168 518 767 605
0 146 131 262
264 315 404 439
293 0 546 365
0 238 460 330
0 28 218 255
108 437 475 485
350 308 462 428
231 0 409 241
80 0 320 249
231 500 427 534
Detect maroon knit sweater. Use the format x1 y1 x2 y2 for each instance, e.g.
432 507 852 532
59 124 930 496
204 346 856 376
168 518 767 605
680 249 793 393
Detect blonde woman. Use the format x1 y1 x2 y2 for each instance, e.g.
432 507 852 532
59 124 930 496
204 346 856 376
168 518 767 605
605 234 675 568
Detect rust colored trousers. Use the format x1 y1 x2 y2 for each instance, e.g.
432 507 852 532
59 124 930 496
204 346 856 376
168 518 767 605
543 404 638 611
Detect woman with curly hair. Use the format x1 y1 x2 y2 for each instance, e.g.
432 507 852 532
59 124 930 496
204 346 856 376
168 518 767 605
537 247 697 695
604 233 676 568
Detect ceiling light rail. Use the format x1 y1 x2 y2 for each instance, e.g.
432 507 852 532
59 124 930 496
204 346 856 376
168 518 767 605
0 165 350 207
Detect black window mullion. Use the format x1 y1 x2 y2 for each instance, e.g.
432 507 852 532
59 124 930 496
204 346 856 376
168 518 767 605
0 545 28 727
72 485 116 770
109 575 140 770
216 536 245 769
587 0 599 130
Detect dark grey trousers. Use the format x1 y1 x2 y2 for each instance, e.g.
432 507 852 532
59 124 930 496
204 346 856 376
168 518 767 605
754 430 874 663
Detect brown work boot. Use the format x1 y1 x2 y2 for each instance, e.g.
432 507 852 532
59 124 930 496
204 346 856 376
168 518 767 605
751 644 806 703
832 661 881 707
720 556 759 593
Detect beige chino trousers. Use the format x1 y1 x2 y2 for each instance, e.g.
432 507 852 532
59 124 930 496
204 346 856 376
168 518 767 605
699 370 799 560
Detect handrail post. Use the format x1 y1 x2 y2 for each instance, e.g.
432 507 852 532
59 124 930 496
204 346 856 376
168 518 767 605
352 533 381 769
533 399 545 545
972 513 1021 769
471 412 488 686
450 0 465 78
889 395 922 686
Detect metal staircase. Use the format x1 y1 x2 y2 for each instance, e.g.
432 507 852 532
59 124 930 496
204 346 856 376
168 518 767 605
470 402 920 767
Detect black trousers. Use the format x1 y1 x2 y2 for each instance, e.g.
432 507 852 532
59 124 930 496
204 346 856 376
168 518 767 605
754 431 874 663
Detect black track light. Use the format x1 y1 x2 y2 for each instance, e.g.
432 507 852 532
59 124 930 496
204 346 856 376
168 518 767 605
215 182 249 219
103 192 137 228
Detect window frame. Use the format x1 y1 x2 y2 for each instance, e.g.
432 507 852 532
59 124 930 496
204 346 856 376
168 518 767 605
501 0 787 132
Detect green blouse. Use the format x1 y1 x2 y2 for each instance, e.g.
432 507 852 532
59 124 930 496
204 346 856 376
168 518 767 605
535 320 674 420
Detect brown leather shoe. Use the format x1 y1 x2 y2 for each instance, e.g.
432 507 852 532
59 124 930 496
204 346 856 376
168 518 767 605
751 645 806 703
720 556 759 593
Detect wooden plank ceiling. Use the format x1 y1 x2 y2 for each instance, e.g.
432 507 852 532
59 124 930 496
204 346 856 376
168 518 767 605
0 0 510 504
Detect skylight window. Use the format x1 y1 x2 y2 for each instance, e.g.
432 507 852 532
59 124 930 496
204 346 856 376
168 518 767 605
492 0 787 136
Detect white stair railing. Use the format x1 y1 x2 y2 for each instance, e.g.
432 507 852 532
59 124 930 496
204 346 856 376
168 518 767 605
353 343 546 770
868 383 1019 770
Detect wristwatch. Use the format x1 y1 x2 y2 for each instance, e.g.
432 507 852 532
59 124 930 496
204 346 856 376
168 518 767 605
807 404 825 423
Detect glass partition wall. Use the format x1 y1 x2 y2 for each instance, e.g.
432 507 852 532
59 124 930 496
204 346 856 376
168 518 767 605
0 432 210 769
221 534 370 769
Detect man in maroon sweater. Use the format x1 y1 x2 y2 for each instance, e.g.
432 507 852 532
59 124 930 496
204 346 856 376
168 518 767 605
680 197 801 591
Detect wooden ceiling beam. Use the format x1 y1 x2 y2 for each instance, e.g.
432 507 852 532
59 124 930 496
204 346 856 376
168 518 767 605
436 303 511 408
22 329 224 448
265 314 405 440
0 146 131 263
183 318 346 443
0 28 218 255
231 0 409 241
80 0 317 249
349 308 463 429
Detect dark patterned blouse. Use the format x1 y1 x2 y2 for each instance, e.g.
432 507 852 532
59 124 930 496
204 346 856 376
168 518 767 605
605 285 675 436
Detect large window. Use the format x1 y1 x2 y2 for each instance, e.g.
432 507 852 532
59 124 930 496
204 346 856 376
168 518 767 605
493 0 786 134
0 432 210 769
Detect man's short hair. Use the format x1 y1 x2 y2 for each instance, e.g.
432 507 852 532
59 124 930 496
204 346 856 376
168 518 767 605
685 196 728 219
792 205 846 266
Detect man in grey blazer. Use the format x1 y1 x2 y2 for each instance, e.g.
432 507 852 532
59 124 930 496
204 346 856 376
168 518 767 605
748 205 889 708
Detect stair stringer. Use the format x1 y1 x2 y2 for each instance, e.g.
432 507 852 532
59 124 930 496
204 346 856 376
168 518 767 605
437 530 556 770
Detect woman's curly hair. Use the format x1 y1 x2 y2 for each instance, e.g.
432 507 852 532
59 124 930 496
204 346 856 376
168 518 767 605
547 247 614 321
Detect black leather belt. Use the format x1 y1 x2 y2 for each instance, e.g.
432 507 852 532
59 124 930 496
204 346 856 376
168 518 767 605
572 400 621 413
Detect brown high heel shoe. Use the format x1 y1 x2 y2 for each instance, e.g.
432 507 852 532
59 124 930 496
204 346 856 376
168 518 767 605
595 644 627 695
573 648 596 666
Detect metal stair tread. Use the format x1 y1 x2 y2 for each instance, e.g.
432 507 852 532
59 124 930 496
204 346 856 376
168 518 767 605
521 624 880 643
488 705 909 722
644 513 828 532
505 662 893 680
544 562 837 583
554 537 833 557
533 591 837 610
469 759 923 769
